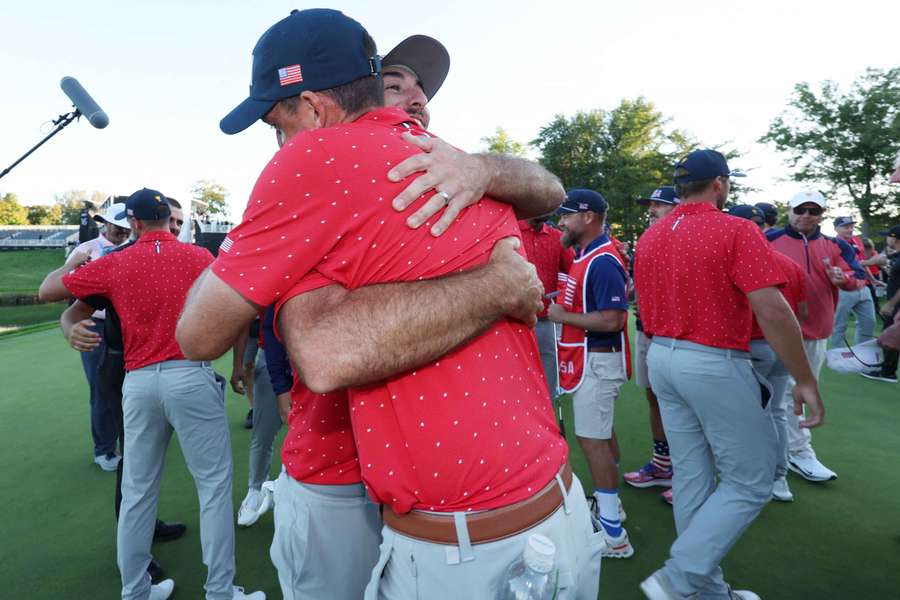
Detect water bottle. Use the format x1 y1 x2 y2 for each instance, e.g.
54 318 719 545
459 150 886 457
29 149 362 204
497 533 558 600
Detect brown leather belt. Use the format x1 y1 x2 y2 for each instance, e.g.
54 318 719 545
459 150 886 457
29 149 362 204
589 347 621 353
383 463 573 545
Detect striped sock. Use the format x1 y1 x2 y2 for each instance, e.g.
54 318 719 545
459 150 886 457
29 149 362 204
594 488 622 538
651 439 671 472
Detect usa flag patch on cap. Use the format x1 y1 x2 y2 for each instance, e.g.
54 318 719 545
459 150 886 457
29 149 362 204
278 65 303 86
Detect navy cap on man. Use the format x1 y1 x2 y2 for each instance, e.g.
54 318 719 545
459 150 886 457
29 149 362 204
557 188 609 214
637 186 680 206
879 225 900 238
220 9 382 134
673 149 746 185
119 188 171 221
833 216 855 228
728 204 764 226
754 202 778 226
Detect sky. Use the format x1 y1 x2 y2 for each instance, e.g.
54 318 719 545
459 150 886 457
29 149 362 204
1 0 898 222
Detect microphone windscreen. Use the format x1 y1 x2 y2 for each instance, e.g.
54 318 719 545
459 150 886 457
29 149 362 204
60 76 109 129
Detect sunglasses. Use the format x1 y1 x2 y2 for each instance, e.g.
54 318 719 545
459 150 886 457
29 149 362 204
792 206 824 216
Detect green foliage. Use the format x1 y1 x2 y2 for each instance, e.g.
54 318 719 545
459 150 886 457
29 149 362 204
0 193 28 225
52 190 102 225
26 204 63 225
532 98 699 242
191 180 229 217
760 67 900 237
480 127 527 157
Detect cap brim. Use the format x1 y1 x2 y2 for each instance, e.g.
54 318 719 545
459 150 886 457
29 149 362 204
556 205 580 215
728 170 747 178
383 35 450 100
220 96 277 135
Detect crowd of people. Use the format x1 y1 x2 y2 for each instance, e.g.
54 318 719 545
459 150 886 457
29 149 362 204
35 8 900 600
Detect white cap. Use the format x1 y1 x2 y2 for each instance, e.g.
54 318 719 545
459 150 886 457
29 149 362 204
93 202 131 229
789 191 827 209
522 534 555 574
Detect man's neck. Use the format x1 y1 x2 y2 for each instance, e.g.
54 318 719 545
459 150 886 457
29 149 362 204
679 195 718 206
578 226 606 249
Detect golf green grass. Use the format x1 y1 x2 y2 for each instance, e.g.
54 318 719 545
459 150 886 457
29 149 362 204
2 328 898 599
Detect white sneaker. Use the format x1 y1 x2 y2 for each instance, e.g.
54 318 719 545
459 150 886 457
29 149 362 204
731 591 761 600
237 489 262 527
233 585 266 599
600 528 634 558
771 476 794 502
260 480 275 514
93 453 121 472
149 578 174 600
788 451 837 482
640 570 679 599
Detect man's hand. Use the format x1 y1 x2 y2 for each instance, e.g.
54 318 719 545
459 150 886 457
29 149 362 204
388 132 492 237
277 392 292 424
486 237 543 327
546 302 566 324
881 301 897 319
792 380 825 429
826 266 846 286
66 250 92 268
229 368 247 395
66 318 101 352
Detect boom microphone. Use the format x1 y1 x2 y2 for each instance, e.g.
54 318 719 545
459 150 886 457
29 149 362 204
60 76 109 129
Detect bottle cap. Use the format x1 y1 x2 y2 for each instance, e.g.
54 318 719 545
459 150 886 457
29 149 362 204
523 534 555 574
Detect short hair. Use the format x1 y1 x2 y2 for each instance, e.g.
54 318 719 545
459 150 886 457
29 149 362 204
277 32 383 118
674 178 716 199
166 197 181 209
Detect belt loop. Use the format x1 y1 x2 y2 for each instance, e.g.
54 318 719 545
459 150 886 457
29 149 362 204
452 512 475 563
555 473 572 515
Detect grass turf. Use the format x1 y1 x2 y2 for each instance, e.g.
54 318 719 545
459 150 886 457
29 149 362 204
2 328 898 599
0 249 65 294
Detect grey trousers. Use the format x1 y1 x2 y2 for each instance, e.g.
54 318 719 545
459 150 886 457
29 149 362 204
81 317 118 456
534 318 559 397
830 287 876 347
118 360 235 600
248 352 282 490
749 340 791 479
648 339 776 599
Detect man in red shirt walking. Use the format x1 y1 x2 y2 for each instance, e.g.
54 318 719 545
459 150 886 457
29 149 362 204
177 9 595 600
519 216 574 396
40 189 265 600
635 150 824 600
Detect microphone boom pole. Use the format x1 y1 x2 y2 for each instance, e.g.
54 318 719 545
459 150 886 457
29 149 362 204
0 109 81 180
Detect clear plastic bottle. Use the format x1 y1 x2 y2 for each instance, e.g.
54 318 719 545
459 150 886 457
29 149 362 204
497 533 558 600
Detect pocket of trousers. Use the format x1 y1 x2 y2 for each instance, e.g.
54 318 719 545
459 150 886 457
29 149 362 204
750 366 773 410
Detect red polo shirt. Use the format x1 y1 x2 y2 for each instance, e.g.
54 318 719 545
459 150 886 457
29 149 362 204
62 230 213 370
213 107 566 514
750 251 807 340
518 221 574 316
634 203 786 351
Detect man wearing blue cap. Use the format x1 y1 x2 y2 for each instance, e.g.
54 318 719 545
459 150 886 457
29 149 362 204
625 186 679 503
549 188 634 558
41 189 264 600
177 10 589 600
830 216 877 347
635 149 824 600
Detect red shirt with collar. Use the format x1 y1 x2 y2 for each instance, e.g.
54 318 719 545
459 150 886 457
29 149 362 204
750 251 807 340
634 202 786 351
212 107 566 513
62 230 213 371
518 221 574 316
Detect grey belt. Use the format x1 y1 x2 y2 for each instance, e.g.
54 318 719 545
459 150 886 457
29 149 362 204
133 359 211 372
651 336 750 359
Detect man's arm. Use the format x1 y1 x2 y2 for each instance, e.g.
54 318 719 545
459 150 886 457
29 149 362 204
177 268 262 360
279 237 543 394
230 326 251 395
60 300 100 352
545 305 626 332
748 287 823 428
388 133 564 236
38 251 91 302
880 287 900 319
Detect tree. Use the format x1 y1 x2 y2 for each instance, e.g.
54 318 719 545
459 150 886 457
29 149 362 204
0 192 28 225
532 98 697 242
760 67 900 237
480 127 527 157
53 190 92 225
26 204 59 225
191 180 229 217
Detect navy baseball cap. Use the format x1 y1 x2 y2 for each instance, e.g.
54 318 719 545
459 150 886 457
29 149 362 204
754 202 777 220
383 35 450 101
118 188 171 221
673 149 746 185
728 204 764 223
833 216 856 228
220 9 382 135
557 189 608 214
637 186 680 206
879 225 900 238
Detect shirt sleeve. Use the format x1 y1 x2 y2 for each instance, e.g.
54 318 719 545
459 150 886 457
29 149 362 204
728 222 786 294
210 138 348 307
262 305 294 396
834 237 868 288
585 255 628 312
61 253 116 301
